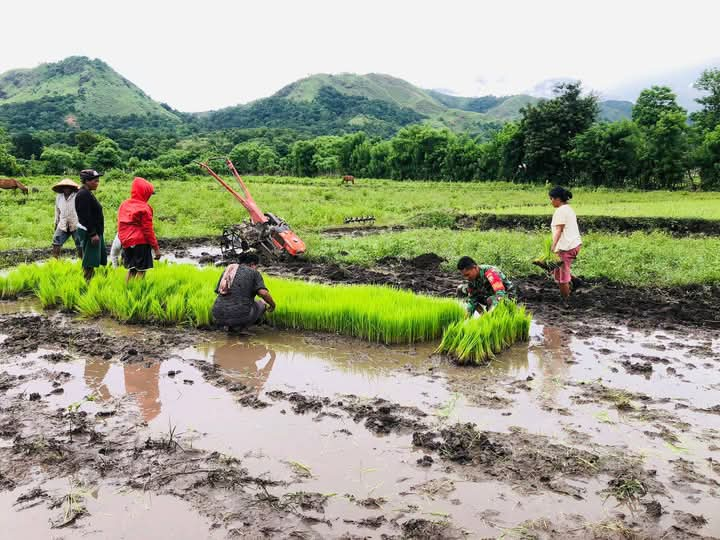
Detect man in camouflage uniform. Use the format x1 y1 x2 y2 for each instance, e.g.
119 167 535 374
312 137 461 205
456 256 516 316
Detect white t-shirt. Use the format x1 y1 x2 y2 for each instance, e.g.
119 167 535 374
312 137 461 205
551 204 582 252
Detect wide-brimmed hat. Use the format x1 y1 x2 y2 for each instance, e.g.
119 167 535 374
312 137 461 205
52 178 80 193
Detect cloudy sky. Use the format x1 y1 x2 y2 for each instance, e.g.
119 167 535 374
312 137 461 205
2 0 718 111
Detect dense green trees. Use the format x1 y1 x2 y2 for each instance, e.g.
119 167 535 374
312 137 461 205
519 83 598 182
2 72 720 190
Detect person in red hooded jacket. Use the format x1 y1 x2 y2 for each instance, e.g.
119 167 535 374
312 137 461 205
117 177 161 282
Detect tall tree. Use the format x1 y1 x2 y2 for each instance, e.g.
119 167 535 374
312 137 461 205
632 86 685 129
567 120 642 187
519 82 598 182
632 87 689 189
691 68 720 132
11 132 44 160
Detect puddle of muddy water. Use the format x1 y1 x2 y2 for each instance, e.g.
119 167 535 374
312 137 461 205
2 317 719 537
0 477 223 539
161 245 222 266
0 299 41 316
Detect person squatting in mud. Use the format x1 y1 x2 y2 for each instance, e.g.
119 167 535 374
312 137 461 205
456 256 516 317
117 177 161 283
548 186 582 300
74 169 107 281
51 178 83 259
212 253 277 333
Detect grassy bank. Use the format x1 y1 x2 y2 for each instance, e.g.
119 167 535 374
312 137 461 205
1 175 719 250
306 229 720 287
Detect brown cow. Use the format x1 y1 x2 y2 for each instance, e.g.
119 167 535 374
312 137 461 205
342 175 355 185
0 178 29 195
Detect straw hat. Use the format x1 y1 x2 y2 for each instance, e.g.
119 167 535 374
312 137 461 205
52 178 80 193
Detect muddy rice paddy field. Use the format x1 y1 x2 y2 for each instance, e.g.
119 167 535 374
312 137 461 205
1 179 719 539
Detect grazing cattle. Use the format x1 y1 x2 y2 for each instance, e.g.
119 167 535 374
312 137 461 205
0 178 29 195
342 175 355 184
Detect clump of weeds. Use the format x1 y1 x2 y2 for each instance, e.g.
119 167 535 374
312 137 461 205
605 476 647 503
50 480 96 528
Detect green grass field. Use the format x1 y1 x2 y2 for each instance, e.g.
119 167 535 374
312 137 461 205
1 175 718 287
306 229 720 287
2 176 719 250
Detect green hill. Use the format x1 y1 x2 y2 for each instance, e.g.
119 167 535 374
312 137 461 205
428 90 632 122
206 73 501 137
0 56 182 131
597 100 634 122
0 58 633 137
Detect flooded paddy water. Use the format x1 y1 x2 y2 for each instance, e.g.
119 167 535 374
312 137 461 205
0 300 718 538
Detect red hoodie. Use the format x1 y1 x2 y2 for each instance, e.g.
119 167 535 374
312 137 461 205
117 177 159 250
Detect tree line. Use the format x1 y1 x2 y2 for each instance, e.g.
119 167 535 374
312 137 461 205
1 69 719 190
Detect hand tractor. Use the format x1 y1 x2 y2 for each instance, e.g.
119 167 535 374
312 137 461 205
197 158 306 259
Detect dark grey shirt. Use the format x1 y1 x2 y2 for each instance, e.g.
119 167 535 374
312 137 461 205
212 266 267 327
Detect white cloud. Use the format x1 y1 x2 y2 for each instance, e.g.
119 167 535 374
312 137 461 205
2 0 718 110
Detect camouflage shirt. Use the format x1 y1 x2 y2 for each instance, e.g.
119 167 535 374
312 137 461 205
461 265 515 314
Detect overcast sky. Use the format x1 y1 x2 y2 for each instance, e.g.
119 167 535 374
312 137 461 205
2 0 718 111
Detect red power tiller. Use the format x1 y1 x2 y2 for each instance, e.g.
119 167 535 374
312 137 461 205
197 158 306 259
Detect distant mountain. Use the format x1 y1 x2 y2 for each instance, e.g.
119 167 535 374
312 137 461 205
0 58 634 136
204 73 501 136
606 59 720 112
0 56 183 131
427 88 631 123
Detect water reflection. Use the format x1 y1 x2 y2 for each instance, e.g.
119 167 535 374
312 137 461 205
209 341 277 396
534 325 574 400
84 359 162 422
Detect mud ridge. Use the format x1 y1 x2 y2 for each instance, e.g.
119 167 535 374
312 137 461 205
456 213 720 237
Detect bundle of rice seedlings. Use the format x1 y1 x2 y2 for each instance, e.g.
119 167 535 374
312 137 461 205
436 301 531 365
0 261 466 343
532 237 562 272
264 277 464 344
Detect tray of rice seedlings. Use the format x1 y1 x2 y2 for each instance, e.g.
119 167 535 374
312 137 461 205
532 237 562 272
436 301 531 365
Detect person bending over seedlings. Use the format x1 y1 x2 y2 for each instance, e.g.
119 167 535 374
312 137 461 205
213 253 276 333
51 178 82 259
75 169 107 281
117 177 161 282
548 186 582 300
457 256 515 317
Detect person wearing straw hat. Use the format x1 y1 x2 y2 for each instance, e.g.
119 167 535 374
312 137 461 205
51 178 82 259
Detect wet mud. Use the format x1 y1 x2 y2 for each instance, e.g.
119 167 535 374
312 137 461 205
1 306 718 538
456 213 720 237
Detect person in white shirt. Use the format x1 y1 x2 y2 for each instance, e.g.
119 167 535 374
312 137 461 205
51 178 82 259
549 186 582 300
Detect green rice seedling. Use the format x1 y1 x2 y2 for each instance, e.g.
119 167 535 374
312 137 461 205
265 277 465 344
436 301 531 365
532 237 562 272
1 261 467 344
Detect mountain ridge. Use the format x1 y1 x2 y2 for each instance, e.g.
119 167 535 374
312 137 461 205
0 57 634 135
